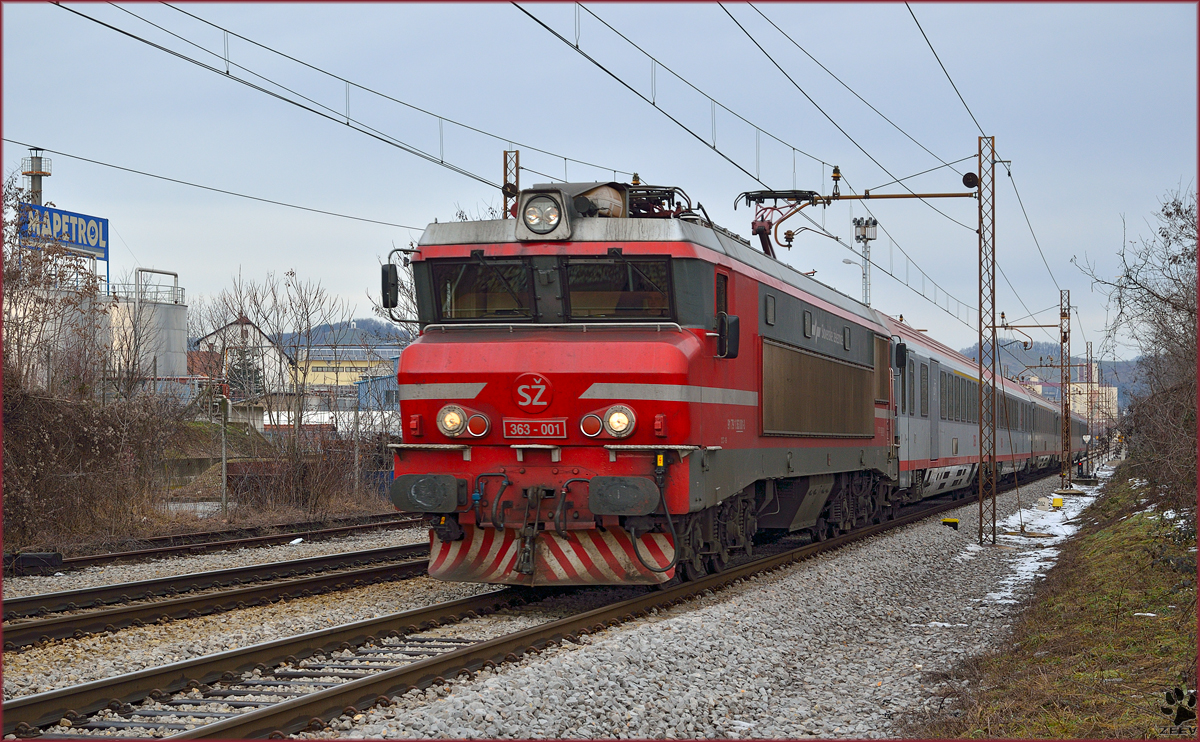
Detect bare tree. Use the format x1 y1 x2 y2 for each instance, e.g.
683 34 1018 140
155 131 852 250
1079 189 1197 511
3 176 111 398
213 269 354 512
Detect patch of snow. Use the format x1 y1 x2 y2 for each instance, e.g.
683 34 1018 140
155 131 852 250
1132 612 1157 617
953 543 984 563
984 487 1097 605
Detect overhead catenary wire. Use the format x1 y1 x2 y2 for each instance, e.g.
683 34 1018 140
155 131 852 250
155 2 634 181
748 3 966 178
4 138 422 230
59 3 501 189
902 2 1068 340
513 3 769 190
718 3 975 233
518 3 976 329
573 3 830 168
1001 163 1062 291
905 2 986 138
870 155 974 193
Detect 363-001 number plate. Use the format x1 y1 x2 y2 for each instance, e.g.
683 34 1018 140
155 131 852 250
503 418 568 439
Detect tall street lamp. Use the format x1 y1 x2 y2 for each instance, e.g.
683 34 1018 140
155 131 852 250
842 258 867 305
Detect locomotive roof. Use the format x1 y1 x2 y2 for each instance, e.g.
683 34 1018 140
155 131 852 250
418 216 884 331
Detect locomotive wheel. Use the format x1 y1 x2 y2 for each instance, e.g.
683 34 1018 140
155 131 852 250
813 517 829 542
681 558 708 582
705 550 730 574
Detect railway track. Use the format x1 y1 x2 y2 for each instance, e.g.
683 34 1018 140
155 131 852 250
3 544 430 651
3 482 1016 739
4 514 423 575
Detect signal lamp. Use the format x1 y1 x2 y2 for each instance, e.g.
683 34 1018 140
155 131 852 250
466 414 490 437
437 405 467 437
580 414 603 438
603 405 635 438
523 196 561 234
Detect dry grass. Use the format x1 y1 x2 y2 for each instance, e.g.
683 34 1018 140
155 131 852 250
903 467 1197 738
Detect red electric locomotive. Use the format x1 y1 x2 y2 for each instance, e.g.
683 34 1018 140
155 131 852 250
381 180 1082 587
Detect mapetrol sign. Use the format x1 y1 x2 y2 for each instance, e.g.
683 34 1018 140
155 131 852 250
19 202 109 260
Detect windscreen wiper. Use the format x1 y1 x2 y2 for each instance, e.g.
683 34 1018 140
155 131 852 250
471 254 530 313
604 248 667 300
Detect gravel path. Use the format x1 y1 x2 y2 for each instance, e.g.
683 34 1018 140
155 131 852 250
2 527 428 600
295 474 1100 739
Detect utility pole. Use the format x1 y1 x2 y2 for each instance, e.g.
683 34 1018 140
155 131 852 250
976 135 998 546
1086 340 1093 476
502 150 520 218
1058 289 1073 491
353 396 361 493
220 395 229 516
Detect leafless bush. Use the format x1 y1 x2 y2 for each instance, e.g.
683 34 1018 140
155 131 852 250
2 380 186 548
1081 189 1197 512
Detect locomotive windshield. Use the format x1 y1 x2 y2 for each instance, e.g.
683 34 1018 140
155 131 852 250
431 259 535 321
564 257 672 320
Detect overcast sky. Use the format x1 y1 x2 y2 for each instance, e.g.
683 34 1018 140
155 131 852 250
4 2 1196 361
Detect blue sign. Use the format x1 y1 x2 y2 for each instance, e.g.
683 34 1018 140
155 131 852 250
18 202 109 260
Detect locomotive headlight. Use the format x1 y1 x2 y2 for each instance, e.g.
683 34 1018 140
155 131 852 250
523 196 561 235
603 405 635 437
437 405 467 437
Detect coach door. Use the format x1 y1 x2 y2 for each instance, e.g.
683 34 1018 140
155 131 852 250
929 360 940 460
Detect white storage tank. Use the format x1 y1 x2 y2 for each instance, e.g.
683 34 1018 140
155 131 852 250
107 269 187 379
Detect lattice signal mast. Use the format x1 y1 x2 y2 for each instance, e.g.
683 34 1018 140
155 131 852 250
1059 289 1072 489
976 136 998 546
502 150 520 219
1086 340 1094 475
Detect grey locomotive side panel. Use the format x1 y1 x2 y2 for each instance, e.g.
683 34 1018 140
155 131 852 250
758 282 875 368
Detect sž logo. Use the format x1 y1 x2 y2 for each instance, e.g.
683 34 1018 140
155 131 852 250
513 373 553 413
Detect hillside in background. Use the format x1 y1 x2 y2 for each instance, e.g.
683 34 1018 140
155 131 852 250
957 340 1138 411
293 317 413 348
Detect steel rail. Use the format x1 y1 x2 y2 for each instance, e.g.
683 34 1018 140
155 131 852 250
167 491 983 739
47 516 423 571
3 556 429 651
4 544 428 621
2 590 528 737
5 470 1055 737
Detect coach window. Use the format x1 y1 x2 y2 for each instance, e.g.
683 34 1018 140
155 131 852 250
765 294 776 325
803 310 813 338
920 363 929 417
900 358 908 413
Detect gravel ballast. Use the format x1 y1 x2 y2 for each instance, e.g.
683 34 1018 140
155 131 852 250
2 576 496 700
296 474 1101 739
